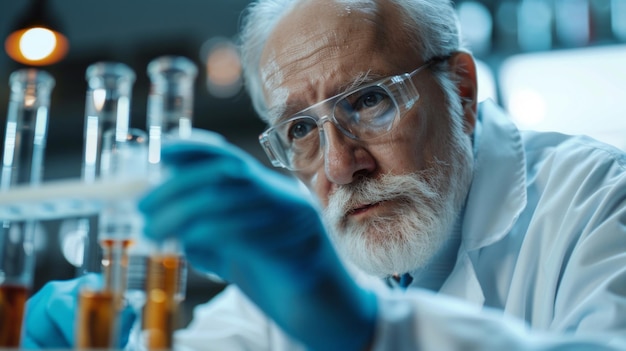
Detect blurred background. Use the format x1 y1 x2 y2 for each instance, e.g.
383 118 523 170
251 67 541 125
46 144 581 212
1 0 625 325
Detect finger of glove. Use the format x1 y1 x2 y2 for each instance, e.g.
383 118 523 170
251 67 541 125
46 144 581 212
141 162 323 256
21 335 42 349
161 128 228 153
157 136 312 210
141 179 258 243
142 146 241 196
178 224 225 276
160 133 251 167
139 155 248 217
24 284 75 348
24 274 101 348
143 185 329 287
141 148 308 220
141 168 299 249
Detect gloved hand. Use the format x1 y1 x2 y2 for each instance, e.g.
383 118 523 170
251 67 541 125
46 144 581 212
138 130 378 351
22 273 135 349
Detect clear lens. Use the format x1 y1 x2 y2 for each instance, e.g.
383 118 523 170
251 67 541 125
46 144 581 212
334 85 398 138
266 84 401 171
271 116 322 170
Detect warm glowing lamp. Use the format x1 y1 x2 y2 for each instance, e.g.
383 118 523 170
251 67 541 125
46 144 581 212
4 0 69 66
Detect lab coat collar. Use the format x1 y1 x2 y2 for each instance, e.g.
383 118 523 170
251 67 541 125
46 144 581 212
461 100 528 252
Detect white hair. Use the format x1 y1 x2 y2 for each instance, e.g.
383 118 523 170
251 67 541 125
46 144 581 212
238 0 467 123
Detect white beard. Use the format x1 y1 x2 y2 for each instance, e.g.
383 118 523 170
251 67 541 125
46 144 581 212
322 109 474 277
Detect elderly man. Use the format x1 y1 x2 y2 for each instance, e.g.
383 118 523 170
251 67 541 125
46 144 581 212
25 0 626 350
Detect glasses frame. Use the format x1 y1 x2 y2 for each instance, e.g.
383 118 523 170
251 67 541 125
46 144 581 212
259 55 451 170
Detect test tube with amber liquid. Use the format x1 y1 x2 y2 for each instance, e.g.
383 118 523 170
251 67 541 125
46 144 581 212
142 250 187 350
0 69 55 347
74 62 137 349
139 55 196 350
0 285 28 347
76 239 130 349
76 128 147 349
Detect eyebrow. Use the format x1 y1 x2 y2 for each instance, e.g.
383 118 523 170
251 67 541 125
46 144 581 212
338 69 385 94
267 105 286 125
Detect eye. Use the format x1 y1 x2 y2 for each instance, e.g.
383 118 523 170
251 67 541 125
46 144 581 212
288 118 317 140
349 86 390 112
355 91 386 110
337 86 394 127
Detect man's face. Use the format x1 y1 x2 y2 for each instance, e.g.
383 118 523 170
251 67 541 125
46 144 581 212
259 0 476 276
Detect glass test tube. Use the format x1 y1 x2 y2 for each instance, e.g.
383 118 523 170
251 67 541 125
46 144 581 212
147 55 197 168
75 62 136 275
75 63 137 350
99 128 148 293
76 129 148 350
0 69 55 347
140 55 197 350
83 62 136 183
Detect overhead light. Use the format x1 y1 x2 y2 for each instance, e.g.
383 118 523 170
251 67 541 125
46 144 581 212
4 0 69 66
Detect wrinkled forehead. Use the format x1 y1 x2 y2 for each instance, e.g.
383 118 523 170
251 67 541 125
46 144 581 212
259 0 383 125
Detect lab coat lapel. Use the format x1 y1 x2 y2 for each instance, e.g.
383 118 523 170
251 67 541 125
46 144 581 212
440 100 528 305
463 100 527 250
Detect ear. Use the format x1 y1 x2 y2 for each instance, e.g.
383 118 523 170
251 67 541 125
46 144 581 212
449 51 478 135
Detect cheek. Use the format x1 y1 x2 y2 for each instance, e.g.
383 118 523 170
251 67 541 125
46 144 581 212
376 141 427 174
377 112 429 173
297 171 330 207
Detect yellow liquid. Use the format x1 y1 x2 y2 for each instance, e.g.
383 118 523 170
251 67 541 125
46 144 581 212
76 289 117 349
142 254 182 350
76 238 132 349
0 285 28 347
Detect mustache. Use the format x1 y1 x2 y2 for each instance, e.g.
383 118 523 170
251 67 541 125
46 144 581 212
325 171 442 222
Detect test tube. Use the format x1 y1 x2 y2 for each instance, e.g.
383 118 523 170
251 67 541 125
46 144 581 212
66 62 136 276
140 55 197 350
83 62 136 183
76 128 148 349
146 55 197 168
0 69 55 347
74 63 137 350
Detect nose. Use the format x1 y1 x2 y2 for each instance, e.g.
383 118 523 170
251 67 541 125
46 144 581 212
320 121 376 185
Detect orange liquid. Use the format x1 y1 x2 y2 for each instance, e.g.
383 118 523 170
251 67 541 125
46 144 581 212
100 238 134 249
0 285 28 347
142 255 182 350
76 289 118 349
75 239 132 349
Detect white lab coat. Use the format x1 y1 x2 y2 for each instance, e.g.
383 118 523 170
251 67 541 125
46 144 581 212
174 100 626 350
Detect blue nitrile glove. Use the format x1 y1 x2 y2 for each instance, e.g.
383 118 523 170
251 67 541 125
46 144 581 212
138 130 378 351
22 273 135 349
